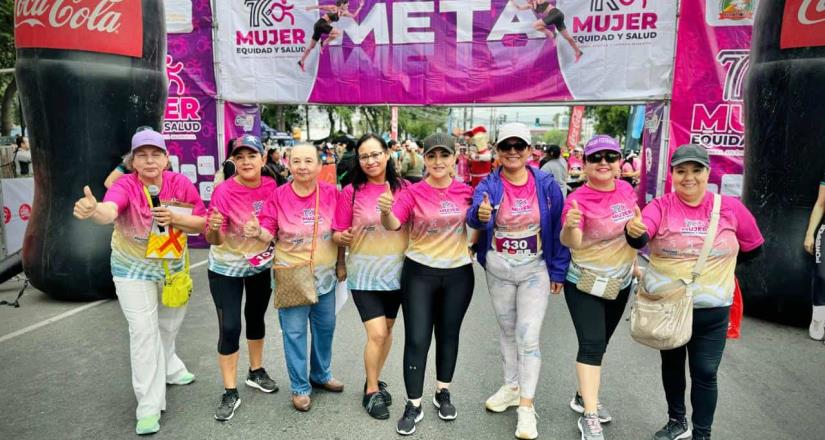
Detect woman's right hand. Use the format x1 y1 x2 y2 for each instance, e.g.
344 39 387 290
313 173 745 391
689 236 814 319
626 206 647 238
377 182 394 215
564 200 582 229
73 185 97 220
478 193 493 223
208 210 224 232
804 235 815 255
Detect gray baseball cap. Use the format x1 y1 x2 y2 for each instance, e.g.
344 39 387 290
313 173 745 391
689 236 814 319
422 133 456 155
670 144 710 168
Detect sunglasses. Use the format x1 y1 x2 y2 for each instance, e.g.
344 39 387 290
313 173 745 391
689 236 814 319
498 142 529 152
586 151 622 164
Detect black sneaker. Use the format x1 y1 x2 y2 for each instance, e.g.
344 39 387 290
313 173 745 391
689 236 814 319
364 380 393 406
432 388 457 420
215 390 241 421
363 391 390 420
652 418 692 440
245 368 279 393
396 401 424 435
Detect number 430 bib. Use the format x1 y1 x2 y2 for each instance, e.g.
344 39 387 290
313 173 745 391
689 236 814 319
494 229 539 256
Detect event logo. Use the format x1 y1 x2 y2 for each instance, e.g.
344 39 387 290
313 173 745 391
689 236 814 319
237 0 305 56
689 49 747 152
163 55 202 140
439 201 460 216
681 219 708 237
3 207 10 224
611 203 633 223
718 0 754 21
235 115 255 132
511 199 532 215
781 0 825 48
14 0 142 57
573 0 659 44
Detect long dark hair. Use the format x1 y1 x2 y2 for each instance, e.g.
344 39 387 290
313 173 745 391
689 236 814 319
351 133 404 193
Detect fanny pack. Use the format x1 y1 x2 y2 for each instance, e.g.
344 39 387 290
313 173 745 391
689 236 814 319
575 265 624 300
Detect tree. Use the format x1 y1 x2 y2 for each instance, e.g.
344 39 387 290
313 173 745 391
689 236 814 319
542 129 567 146
588 106 630 143
398 107 449 141
260 104 303 132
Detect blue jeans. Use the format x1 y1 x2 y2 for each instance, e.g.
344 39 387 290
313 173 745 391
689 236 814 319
278 290 336 395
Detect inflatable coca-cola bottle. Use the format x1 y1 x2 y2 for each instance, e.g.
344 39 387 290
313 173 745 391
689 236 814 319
740 0 825 323
15 0 168 300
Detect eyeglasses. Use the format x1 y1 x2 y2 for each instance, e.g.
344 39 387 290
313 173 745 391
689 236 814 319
498 142 529 152
585 151 622 164
358 151 384 162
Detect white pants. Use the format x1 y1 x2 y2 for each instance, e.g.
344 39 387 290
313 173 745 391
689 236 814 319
113 277 189 419
484 253 551 399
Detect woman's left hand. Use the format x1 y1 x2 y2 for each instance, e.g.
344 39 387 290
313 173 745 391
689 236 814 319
151 207 175 227
550 282 563 294
336 263 347 282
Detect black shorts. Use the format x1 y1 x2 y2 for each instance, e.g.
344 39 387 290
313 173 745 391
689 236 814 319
543 9 566 31
312 19 333 42
351 289 402 322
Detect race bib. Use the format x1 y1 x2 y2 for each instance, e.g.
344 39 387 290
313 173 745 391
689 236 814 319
246 241 275 268
494 232 538 256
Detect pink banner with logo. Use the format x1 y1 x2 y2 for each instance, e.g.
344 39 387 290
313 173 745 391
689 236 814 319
224 103 263 155
216 0 676 104
667 0 753 196
567 105 584 148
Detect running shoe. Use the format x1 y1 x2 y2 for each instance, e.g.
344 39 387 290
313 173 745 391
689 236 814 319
485 384 520 412
245 368 279 393
396 401 424 435
652 418 692 440
515 406 539 440
363 391 390 420
810 305 825 340
570 393 612 423
378 380 392 406
135 415 160 435
215 390 241 421
578 412 605 440
432 388 457 420
167 371 195 386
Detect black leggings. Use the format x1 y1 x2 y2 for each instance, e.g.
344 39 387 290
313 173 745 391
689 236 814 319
661 306 730 438
401 258 474 400
207 269 272 355
564 281 631 366
813 223 825 306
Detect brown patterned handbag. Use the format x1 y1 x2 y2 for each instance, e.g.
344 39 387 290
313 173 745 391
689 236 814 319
273 185 320 309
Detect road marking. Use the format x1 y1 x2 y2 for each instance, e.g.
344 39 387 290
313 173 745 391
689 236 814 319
0 258 210 344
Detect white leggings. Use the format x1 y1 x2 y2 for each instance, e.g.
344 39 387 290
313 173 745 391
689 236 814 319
483 252 551 399
113 277 190 419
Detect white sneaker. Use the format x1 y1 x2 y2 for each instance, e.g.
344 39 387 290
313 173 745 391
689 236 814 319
810 305 825 340
515 406 538 440
485 384 520 412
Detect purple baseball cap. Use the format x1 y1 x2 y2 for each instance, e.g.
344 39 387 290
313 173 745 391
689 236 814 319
584 135 621 156
131 129 167 152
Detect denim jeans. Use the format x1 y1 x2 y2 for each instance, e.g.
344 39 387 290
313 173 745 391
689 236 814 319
278 289 336 395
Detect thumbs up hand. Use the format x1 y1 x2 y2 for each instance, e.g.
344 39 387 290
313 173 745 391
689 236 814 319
478 192 493 223
208 210 225 232
377 181 394 215
564 199 583 230
626 206 647 238
73 185 98 220
243 211 261 239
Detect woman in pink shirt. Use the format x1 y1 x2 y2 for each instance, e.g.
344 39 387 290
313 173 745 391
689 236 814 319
205 135 279 421
72 129 206 435
332 134 409 420
379 133 475 436
625 144 764 440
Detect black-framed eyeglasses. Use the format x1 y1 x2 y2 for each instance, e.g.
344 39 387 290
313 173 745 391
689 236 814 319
498 141 529 152
358 151 384 162
586 151 622 164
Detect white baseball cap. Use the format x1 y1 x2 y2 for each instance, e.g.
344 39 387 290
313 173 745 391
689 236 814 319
496 123 531 146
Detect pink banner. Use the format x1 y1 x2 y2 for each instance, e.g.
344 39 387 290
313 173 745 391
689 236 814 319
668 0 753 196
566 105 584 148
223 103 262 155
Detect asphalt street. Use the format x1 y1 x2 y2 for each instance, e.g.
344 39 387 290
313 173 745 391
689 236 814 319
0 249 821 439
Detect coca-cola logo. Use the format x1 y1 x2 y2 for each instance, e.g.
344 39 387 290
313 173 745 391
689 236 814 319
782 0 825 48
18 204 32 221
3 207 10 224
15 0 143 57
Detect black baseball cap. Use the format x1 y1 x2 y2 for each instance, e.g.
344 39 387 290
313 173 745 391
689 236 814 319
422 133 456 155
670 144 710 168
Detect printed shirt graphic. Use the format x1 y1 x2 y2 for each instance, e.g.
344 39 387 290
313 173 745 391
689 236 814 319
641 192 764 308
103 172 206 281
208 176 277 277
392 180 473 269
493 173 542 266
562 180 639 287
259 182 339 295
333 182 409 291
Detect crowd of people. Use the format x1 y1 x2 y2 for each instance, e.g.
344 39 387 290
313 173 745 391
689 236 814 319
73 122 768 440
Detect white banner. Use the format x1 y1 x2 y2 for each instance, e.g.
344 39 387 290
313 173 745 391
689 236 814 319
2 178 34 254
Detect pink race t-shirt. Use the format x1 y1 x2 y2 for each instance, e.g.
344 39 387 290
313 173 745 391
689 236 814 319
621 157 641 174
333 182 409 291
642 192 764 308
392 179 474 269
208 176 277 277
259 182 339 295
493 173 542 265
568 156 584 173
103 171 206 281
562 180 639 287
